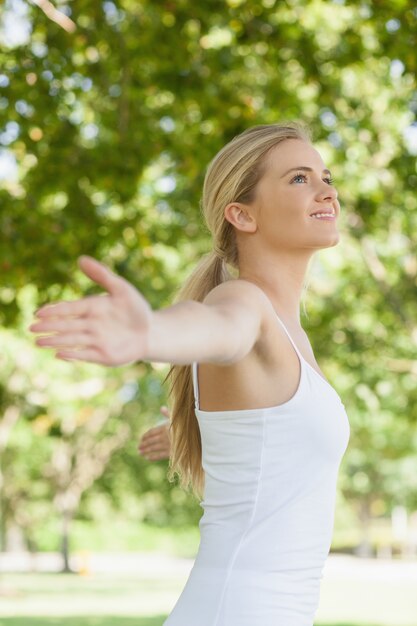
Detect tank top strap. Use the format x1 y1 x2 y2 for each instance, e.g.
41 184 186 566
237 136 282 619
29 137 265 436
274 313 303 359
192 361 200 411
192 317 299 412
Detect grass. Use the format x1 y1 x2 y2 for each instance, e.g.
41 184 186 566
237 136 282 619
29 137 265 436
0 615 388 626
0 615 165 626
1 564 416 626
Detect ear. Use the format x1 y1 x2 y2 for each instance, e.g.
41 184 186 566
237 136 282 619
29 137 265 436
224 202 257 233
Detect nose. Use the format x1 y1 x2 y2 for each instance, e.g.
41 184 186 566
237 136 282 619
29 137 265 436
317 181 338 202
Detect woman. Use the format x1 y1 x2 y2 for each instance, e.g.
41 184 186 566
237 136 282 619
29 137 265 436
30 123 350 626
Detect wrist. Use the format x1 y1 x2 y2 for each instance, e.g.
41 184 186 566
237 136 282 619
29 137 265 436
143 309 159 362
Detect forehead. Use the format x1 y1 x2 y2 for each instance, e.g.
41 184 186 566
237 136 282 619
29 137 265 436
265 139 327 174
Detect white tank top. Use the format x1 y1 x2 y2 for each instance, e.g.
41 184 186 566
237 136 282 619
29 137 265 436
164 312 350 626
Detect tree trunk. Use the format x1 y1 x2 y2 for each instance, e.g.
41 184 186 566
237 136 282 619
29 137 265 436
355 498 373 557
60 509 74 573
0 468 5 552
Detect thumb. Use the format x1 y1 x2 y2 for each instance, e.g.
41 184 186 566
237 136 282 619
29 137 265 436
78 256 124 295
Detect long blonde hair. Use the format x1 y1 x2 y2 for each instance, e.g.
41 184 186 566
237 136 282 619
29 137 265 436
165 122 311 499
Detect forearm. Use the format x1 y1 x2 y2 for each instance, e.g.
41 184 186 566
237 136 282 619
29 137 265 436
145 300 240 365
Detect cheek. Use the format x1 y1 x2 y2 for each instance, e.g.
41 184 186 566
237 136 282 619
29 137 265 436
258 188 309 228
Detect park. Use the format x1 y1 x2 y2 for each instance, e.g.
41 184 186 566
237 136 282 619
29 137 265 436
1 0 417 625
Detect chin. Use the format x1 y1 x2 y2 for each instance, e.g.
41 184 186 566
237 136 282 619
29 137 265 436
327 233 340 247
315 233 340 249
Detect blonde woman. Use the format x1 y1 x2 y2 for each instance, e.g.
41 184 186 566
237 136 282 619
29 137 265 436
30 123 350 626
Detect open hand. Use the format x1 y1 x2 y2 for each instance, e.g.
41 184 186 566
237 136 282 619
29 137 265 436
29 256 153 365
138 406 171 461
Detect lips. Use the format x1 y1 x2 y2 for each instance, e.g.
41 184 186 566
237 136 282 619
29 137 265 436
310 208 336 217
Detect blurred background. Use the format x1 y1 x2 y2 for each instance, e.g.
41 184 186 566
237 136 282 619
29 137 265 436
0 0 416 625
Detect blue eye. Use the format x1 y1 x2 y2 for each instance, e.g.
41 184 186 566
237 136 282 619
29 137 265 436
292 173 307 183
291 173 335 185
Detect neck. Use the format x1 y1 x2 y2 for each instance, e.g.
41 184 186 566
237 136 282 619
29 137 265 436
237 248 314 327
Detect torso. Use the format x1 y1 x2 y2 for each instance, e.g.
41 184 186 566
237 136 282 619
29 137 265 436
198 296 328 412
168 285 349 626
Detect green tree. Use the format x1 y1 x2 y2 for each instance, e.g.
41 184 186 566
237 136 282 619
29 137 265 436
0 0 416 555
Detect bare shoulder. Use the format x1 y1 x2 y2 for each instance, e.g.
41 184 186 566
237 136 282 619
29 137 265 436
202 279 275 362
203 278 273 316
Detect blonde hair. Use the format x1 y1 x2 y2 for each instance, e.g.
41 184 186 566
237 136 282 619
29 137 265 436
165 122 311 499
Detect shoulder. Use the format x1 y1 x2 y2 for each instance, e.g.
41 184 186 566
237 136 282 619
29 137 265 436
202 279 274 337
203 278 272 310
197 279 273 365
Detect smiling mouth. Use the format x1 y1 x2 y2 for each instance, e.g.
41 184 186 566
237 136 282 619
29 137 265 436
309 212 336 220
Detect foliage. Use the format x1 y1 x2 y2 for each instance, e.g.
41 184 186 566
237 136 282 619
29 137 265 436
0 0 416 548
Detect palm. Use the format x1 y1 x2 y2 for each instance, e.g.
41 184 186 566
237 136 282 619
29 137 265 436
29 256 153 365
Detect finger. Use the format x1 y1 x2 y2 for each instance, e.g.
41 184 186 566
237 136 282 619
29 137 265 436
160 406 170 416
142 425 165 437
30 319 88 334
141 450 168 461
147 454 168 461
35 333 90 348
150 425 167 435
138 444 166 452
140 440 170 453
139 437 164 448
55 348 104 363
139 433 163 446
139 437 158 447
35 296 98 320
78 256 126 296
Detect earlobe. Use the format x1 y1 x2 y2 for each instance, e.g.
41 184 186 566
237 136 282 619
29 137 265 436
224 203 257 233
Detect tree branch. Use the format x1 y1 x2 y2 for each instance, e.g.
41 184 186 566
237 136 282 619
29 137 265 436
30 0 76 33
360 236 412 328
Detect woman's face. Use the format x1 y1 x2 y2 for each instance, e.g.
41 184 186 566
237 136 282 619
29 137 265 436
249 138 340 252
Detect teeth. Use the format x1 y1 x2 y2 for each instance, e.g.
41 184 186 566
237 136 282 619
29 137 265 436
311 213 334 218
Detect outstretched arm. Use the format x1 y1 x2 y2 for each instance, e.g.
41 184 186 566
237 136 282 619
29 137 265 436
29 255 265 367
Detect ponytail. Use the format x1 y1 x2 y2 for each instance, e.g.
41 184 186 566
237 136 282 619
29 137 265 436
165 251 234 499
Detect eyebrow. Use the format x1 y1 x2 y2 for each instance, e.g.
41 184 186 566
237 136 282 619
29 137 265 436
280 166 332 178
